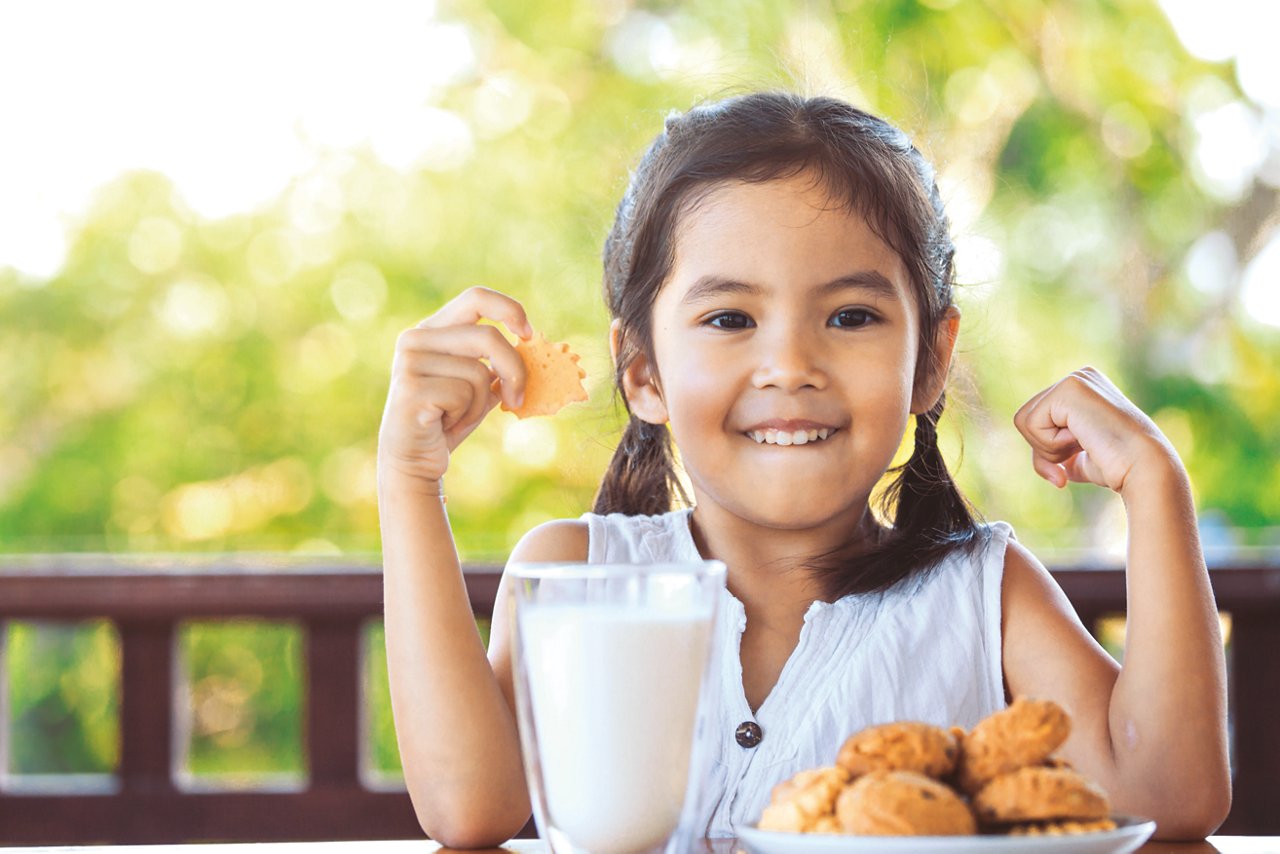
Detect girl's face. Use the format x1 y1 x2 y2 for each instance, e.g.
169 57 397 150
625 172 951 534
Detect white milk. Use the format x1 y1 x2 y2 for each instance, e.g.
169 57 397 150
521 605 713 854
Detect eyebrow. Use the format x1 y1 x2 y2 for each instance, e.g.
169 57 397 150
680 271 902 305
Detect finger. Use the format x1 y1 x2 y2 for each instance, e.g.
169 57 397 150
1031 453 1068 488
404 375 476 433
1013 382 1052 423
440 379 492 436
445 389 502 447
1035 449 1107 490
1031 426 1082 463
1061 450 1106 487
1015 390 1087 461
394 353 499 434
1012 383 1056 438
1015 394 1070 451
418 286 534 340
397 325 527 409
409 377 500 445
395 349 494 387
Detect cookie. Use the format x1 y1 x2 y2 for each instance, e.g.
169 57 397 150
835 771 977 836
808 816 842 835
836 721 959 780
758 766 851 833
956 698 1070 793
500 332 587 418
972 766 1111 825
1007 818 1119 836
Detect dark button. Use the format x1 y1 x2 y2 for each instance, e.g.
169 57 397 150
735 721 763 748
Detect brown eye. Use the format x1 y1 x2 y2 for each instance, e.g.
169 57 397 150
706 311 753 330
830 308 874 328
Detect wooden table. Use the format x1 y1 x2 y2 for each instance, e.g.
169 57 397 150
0 838 1275 853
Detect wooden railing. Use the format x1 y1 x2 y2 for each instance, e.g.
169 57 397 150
0 553 1276 844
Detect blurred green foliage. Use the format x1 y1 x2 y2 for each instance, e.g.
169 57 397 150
2 0 1278 557
363 621 403 780
4 621 119 775
179 621 303 781
1 0 1276 786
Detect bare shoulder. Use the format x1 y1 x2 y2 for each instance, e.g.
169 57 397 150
488 519 589 686
508 518 590 564
1001 537 1072 616
1001 537 1104 663
494 518 589 642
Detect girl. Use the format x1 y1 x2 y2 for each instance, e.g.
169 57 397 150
378 92 1230 846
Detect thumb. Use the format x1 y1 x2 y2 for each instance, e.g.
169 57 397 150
1060 450 1095 485
443 388 501 445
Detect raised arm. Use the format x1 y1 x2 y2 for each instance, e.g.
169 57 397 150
1002 367 1230 840
378 287 535 847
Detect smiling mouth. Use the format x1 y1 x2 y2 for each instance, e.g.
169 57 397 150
746 427 836 446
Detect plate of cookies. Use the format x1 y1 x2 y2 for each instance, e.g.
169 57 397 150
737 698 1156 854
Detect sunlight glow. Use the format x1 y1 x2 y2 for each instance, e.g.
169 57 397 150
502 419 559 471
330 262 388 324
954 234 1005 298
1184 231 1238 297
128 217 184 276
1191 100 1268 202
0 0 474 275
607 11 679 80
153 275 231 338
1162 0 1280 107
161 458 313 541
1160 2 1280 201
320 446 378 507
1158 0 1247 62
1100 102 1152 160
606 10 724 84
1240 231 1280 328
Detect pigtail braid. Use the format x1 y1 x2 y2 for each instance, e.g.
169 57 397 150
893 397 977 540
814 395 981 599
593 415 687 516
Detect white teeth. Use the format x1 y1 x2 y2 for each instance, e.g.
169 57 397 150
746 428 835 445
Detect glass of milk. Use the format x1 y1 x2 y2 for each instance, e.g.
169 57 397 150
509 560 726 854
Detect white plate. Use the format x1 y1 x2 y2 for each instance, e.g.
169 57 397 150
737 815 1156 854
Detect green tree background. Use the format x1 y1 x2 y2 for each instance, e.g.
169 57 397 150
2 0 1276 782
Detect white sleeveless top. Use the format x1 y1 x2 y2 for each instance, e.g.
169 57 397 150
580 508 1011 838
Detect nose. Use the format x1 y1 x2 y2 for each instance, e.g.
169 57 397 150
750 324 827 391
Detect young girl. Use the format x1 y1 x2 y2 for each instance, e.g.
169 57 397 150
377 92 1230 846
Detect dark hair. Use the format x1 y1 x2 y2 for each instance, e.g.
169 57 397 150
592 91 982 598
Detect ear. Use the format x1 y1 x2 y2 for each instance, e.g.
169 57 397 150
910 305 961 415
611 318 668 425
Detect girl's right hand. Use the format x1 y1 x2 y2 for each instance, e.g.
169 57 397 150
378 287 533 488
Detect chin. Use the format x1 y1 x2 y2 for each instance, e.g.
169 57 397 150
725 497 861 533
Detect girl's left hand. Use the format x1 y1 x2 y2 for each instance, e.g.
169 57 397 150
1013 367 1177 495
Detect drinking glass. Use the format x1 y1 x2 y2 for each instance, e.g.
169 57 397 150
509 560 727 854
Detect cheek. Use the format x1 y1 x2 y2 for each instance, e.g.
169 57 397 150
650 324 729 409
661 361 730 427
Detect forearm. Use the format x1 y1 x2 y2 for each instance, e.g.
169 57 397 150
379 474 529 844
1107 459 1230 834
